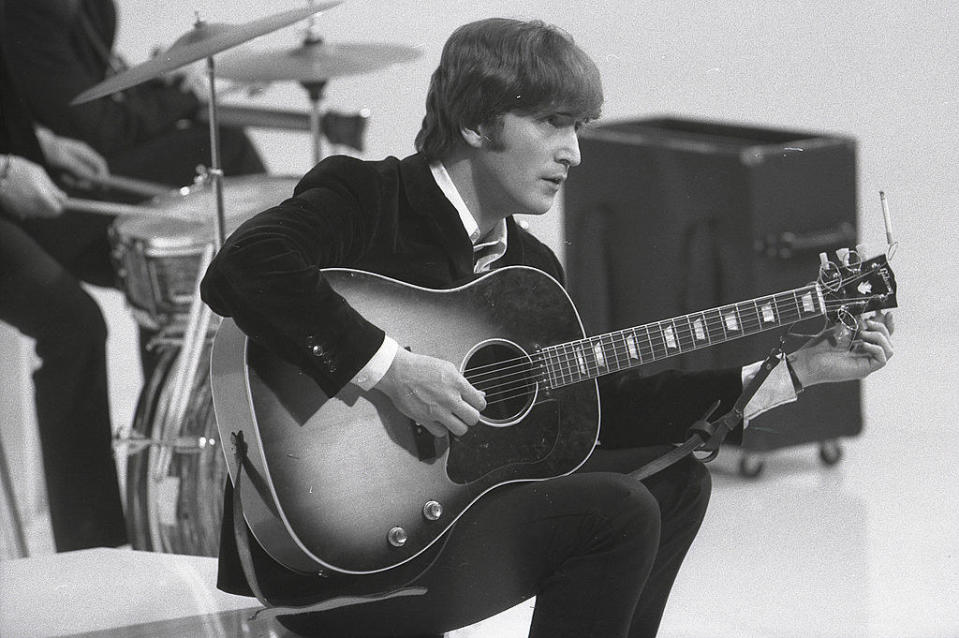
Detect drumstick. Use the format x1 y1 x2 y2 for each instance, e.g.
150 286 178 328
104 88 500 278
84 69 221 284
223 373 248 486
65 197 154 217
83 173 172 198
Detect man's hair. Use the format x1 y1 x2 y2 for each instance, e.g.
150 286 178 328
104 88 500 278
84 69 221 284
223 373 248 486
414 18 604 160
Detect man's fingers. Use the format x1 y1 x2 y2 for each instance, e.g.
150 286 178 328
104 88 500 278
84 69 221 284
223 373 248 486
458 379 487 411
851 339 888 366
860 323 894 360
451 401 482 427
418 420 448 438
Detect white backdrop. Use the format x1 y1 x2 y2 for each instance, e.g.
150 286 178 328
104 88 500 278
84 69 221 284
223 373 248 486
112 0 957 432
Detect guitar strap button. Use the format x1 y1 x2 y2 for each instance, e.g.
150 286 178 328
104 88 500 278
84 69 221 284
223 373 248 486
387 526 408 547
423 500 443 521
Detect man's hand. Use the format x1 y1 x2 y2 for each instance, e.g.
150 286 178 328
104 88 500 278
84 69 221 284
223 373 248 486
35 127 109 181
0 155 66 219
789 311 895 387
374 348 487 438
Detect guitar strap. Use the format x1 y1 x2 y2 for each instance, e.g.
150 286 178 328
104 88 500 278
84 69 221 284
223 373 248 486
630 339 788 481
229 432 430 621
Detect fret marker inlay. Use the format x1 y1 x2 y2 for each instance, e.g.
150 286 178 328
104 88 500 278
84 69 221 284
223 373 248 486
593 343 606 368
626 334 640 359
575 347 587 375
693 317 706 341
724 312 739 332
663 325 678 349
761 303 775 323
801 292 815 313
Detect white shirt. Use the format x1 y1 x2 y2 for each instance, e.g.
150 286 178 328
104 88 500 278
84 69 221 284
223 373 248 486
348 162 796 424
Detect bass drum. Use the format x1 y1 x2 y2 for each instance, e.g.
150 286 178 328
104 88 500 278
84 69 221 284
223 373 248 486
126 340 225 556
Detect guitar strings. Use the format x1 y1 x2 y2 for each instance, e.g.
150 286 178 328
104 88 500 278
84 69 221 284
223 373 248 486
465 286 881 390
471 293 882 401
471 293 887 408
462 265 885 383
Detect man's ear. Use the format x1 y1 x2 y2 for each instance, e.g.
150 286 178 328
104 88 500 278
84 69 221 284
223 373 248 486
460 125 486 149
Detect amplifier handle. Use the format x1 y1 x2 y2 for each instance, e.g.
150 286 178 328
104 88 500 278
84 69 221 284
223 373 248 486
754 222 857 259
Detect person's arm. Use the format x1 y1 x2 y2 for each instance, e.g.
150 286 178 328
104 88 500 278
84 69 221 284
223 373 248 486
34 127 109 181
0 154 66 219
200 158 485 438
4 3 200 156
785 311 895 388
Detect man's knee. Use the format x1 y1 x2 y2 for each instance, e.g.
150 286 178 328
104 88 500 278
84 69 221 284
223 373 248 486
661 456 712 530
34 283 107 356
590 474 663 550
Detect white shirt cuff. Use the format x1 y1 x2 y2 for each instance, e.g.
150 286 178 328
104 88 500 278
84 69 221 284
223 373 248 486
350 336 399 390
740 359 798 426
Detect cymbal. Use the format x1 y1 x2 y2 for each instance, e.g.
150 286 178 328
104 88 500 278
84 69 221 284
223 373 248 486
215 40 421 83
71 2 343 105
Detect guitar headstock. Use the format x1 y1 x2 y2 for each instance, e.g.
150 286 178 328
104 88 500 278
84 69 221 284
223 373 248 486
819 251 898 321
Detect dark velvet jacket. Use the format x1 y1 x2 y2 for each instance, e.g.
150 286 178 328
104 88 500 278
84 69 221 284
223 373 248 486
202 152 742 452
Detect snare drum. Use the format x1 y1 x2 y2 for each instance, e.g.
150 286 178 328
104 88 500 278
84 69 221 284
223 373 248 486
110 175 298 328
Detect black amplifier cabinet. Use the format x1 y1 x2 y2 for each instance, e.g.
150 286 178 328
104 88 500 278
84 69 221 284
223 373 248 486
563 117 861 466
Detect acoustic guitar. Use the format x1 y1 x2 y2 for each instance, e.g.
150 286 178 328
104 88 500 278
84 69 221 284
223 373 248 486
210 256 896 575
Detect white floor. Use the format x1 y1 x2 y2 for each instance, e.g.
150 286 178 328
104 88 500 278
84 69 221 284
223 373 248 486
452 428 959 638
3 290 958 637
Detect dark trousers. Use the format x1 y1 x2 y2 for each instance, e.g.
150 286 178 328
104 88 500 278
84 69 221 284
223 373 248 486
0 213 126 551
262 446 710 638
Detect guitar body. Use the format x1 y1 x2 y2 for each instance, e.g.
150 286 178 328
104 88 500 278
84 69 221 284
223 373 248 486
210 266 600 575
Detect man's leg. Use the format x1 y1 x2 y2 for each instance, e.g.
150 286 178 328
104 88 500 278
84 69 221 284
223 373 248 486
0 218 126 551
251 471 663 637
581 447 712 637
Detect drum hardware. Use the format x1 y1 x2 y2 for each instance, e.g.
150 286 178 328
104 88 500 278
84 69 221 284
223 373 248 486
72 3 343 556
196 102 368 153
115 431 217 455
216 15 420 162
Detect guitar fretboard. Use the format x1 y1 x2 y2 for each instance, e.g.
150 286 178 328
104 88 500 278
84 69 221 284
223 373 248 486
539 284 825 388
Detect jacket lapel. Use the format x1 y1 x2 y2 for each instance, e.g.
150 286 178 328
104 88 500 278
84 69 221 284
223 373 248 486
400 154 475 281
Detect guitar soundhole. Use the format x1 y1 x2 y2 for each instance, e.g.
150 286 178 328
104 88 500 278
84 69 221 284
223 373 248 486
463 339 538 427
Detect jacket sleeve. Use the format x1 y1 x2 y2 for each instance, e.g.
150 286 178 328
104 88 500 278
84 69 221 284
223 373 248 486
3 1 201 156
597 367 745 447
200 158 387 397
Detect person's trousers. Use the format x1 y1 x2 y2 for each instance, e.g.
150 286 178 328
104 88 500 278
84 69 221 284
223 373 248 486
0 214 126 551
258 446 711 638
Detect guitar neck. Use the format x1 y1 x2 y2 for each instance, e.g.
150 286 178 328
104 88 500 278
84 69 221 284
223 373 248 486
541 283 826 388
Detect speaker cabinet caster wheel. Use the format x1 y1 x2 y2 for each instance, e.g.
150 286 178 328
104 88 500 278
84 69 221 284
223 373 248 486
819 440 843 466
738 454 765 478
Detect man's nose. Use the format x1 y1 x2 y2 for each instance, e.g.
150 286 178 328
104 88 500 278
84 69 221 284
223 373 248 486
557 129 581 168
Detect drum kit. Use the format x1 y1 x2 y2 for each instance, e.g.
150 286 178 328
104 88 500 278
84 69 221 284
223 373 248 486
69 1 421 555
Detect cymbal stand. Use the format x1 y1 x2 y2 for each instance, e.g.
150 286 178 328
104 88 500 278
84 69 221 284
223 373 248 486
148 14 225 551
303 79 329 164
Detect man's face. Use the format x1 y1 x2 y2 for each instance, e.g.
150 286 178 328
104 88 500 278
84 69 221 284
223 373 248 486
473 110 584 216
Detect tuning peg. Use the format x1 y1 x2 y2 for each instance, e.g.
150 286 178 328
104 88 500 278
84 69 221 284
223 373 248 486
819 252 830 269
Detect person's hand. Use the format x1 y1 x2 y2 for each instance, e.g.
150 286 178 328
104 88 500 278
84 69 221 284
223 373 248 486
0 155 66 219
374 348 487 438
788 311 895 387
35 127 109 181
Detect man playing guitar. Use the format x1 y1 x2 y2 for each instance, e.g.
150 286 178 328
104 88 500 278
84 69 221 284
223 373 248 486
201 17 894 638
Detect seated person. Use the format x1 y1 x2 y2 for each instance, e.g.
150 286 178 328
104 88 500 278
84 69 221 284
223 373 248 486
1 23 125 550
200 17 894 638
